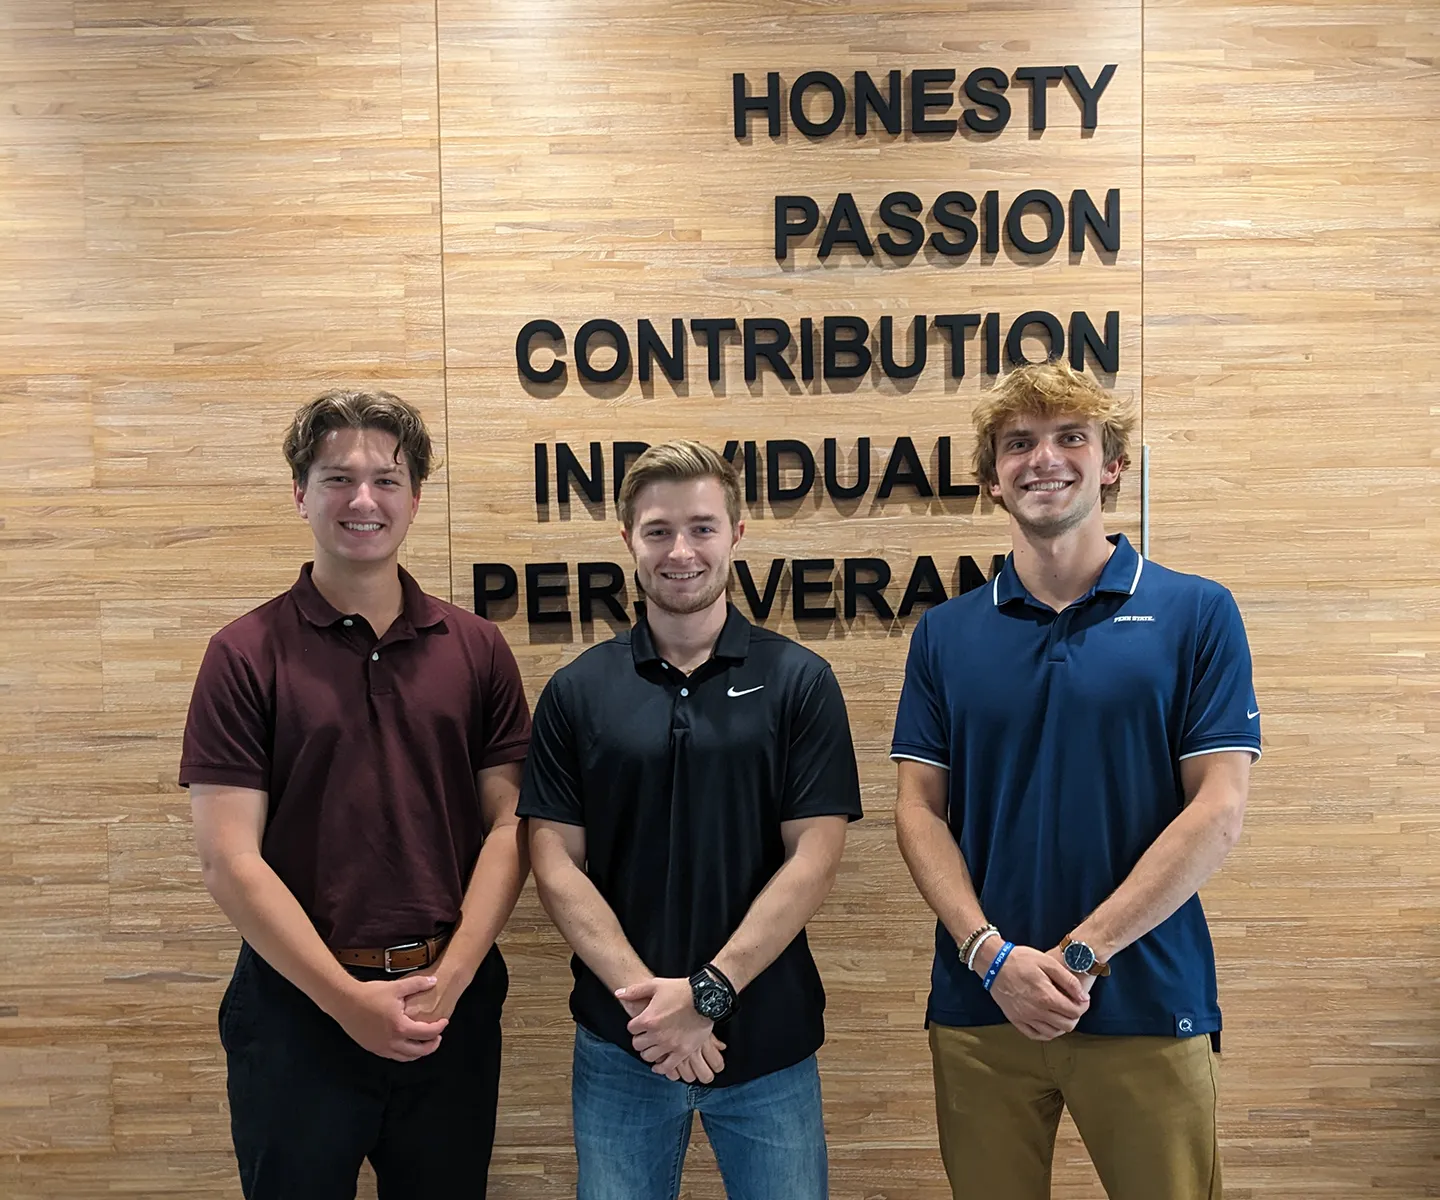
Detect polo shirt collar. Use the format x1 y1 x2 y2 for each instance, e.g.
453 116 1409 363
398 566 448 628
631 602 753 668
290 562 447 630
992 533 1145 609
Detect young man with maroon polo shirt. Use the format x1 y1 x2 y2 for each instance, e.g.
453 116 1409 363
181 389 531 1199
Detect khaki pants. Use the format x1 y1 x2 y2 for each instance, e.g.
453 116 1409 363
929 1022 1222 1200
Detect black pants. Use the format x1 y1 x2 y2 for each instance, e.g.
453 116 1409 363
220 941 507 1200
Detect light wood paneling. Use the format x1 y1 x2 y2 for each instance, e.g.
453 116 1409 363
1 2 1437 1198
1144 5 1440 1198
0 4 449 1198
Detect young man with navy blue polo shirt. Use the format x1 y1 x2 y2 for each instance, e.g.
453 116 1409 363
520 440 862 1200
893 361 1260 1200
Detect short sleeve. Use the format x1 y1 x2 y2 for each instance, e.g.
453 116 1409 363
890 610 951 769
179 635 272 790
1179 588 1262 762
477 629 532 769
781 666 863 822
516 676 585 825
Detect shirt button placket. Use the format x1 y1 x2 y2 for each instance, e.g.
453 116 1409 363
1048 610 1075 664
672 677 693 738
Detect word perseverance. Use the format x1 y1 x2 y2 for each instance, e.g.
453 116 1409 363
472 555 1006 626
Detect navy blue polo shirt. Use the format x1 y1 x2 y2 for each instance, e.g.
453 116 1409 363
891 534 1260 1040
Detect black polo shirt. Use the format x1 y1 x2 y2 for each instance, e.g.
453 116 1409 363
518 604 862 1086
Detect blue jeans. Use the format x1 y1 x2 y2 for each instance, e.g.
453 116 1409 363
571 1024 828 1200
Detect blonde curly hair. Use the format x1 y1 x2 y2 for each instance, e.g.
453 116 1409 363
972 362 1135 507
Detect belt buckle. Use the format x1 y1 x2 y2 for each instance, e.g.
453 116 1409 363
383 940 427 974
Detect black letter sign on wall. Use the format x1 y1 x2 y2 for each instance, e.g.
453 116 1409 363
482 47 1135 629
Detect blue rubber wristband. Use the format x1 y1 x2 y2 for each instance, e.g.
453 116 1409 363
982 941 1015 992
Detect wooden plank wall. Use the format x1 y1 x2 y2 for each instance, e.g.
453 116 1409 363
0 3 1435 1198
1143 5 1440 1196
0 3 451 1194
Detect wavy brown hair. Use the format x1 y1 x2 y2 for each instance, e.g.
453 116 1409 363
283 389 433 494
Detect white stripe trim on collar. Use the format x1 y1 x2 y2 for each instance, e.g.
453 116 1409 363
992 574 1001 606
1129 554 1145 595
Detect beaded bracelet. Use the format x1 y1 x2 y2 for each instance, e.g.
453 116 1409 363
957 922 998 963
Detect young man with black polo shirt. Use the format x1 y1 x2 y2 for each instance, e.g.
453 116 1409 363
180 389 531 1199
893 361 1260 1200
520 439 861 1200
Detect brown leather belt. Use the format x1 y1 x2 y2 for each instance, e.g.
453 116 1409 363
332 932 450 975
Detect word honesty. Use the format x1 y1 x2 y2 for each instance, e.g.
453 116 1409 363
734 66 1118 138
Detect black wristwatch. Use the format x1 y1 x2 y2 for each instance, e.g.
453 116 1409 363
688 963 737 1022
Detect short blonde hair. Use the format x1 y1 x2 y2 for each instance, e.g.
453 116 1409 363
972 361 1135 507
617 440 742 530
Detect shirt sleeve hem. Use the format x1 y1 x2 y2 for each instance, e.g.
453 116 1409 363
890 751 951 770
179 765 267 790
514 804 586 826
477 740 531 771
780 803 864 823
1177 744 1261 763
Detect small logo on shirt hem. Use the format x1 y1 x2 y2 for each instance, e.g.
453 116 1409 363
727 685 765 698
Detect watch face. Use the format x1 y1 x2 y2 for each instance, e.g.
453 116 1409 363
1063 941 1096 974
693 978 732 1021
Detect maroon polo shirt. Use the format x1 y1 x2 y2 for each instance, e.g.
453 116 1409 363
180 563 531 948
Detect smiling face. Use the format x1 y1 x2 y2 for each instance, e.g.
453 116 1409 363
621 476 743 617
294 426 420 572
989 411 1122 540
